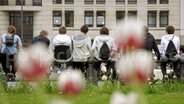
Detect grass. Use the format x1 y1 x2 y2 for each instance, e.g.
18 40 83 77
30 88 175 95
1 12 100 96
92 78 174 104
0 80 184 104
1 71 184 104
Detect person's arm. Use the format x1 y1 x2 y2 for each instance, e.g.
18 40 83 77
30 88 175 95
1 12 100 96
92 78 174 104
110 39 118 58
160 37 165 55
152 36 160 60
177 37 180 53
17 36 22 49
87 37 92 52
0 36 2 50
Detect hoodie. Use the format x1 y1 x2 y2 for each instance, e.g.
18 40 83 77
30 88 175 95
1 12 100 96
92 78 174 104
72 34 91 62
160 34 180 55
92 35 117 60
52 34 72 50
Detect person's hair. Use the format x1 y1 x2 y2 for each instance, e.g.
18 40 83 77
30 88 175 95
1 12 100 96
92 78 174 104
100 27 109 35
144 26 148 33
166 26 175 34
59 26 66 34
7 25 16 35
40 30 48 36
80 25 88 34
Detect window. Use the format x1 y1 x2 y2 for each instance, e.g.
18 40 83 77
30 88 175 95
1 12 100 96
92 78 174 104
53 11 62 27
85 11 94 27
65 0 74 4
148 11 157 27
65 11 74 27
16 0 25 5
116 0 125 4
128 11 137 19
85 0 93 4
128 0 137 4
53 0 62 4
96 0 105 4
33 0 42 6
160 0 168 4
160 11 169 27
116 11 125 22
0 0 8 5
148 0 156 4
96 11 105 27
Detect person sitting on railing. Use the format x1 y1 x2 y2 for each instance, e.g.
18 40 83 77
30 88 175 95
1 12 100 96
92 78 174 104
71 25 91 77
160 26 180 80
143 26 161 80
91 27 117 80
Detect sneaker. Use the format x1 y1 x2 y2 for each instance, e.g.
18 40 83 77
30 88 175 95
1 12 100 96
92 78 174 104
173 75 177 79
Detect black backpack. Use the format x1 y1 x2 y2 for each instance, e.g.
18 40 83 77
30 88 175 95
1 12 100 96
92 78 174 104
4 35 15 46
99 42 111 60
165 35 178 58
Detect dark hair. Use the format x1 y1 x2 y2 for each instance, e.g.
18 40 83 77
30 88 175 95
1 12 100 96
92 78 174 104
8 25 16 35
80 25 88 34
166 26 175 34
100 27 109 35
59 26 66 34
40 30 48 36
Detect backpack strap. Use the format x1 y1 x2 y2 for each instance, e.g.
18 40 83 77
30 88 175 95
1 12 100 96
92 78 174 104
171 35 175 41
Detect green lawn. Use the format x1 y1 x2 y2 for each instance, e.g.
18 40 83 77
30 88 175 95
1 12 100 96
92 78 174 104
0 80 184 104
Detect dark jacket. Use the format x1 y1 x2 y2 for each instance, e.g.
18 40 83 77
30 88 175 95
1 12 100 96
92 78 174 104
32 35 50 48
144 33 160 60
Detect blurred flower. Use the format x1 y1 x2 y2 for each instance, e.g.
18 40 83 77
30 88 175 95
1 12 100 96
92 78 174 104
110 91 138 104
58 69 85 95
116 50 153 84
114 19 145 52
16 43 52 81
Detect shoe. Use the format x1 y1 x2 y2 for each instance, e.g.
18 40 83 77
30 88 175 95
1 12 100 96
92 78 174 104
173 75 177 79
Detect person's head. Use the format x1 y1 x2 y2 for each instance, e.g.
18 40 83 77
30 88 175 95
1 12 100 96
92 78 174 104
80 25 88 34
40 30 49 37
166 25 175 34
59 26 66 34
100 27 109 35
143 26 148 34
7 25 16 35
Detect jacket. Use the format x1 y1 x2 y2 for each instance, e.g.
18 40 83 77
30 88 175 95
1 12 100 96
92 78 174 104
144 33 160 60
92 35 117 60
72 34 91 62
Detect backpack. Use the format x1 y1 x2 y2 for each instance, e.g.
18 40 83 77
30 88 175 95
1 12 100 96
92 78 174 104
4 34 15 46
165 35 178 58
99 42 111 60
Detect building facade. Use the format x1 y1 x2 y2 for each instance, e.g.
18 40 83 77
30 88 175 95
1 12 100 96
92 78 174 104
0 0 182 45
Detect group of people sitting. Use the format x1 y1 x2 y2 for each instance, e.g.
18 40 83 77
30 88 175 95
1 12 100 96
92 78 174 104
0 24 183 81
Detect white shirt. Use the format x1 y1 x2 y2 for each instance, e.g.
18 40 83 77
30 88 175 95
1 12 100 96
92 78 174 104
160 34 180 55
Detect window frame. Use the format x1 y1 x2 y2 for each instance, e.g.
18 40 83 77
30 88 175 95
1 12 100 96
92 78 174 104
96 11 106 27
53 11 62 27
16 0 25 5
84 0 93 4
159 11 169 27
33 0 42 6
53 0 62 4
85 11 94 27
65 0 74 4
160 0 169 4
128 0 137 4
96 0 105 4
148 0 156 4
147 11 157 27
65 11 74 27
116 0 125 4
0 0 8 5
116 11 125 23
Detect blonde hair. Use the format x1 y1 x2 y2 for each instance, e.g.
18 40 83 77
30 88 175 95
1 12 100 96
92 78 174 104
8 25 16 35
